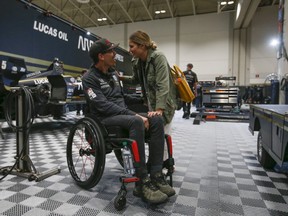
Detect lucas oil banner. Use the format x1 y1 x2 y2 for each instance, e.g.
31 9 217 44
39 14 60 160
0 0 132 76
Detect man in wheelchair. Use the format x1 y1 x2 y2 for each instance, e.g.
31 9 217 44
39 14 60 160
82 38 175 204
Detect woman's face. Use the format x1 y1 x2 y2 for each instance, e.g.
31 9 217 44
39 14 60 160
129 41 145 58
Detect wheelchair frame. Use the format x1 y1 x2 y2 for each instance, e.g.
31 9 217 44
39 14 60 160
66 116 174 210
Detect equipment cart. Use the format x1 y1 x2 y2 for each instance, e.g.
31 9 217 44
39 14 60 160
202 87 239 107
249 104 288 169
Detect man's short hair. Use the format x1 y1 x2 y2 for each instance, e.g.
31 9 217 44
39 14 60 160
187 63 193 68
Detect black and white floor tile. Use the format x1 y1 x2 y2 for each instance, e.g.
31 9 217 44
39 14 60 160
0 110 288 216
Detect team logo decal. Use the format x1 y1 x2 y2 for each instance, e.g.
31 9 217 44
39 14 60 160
87 88 97 99
112 75 118 81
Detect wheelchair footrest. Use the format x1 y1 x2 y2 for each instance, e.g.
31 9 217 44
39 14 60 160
120 176 140 184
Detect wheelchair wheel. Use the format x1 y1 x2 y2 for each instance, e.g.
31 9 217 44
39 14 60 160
67 117 106 189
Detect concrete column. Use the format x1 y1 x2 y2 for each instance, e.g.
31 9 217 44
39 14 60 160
232 28 250 86
228 13 234 77
238 28 247 85
232 29 240 85
278 0 288 104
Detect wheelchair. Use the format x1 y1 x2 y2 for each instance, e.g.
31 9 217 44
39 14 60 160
66 115 175 211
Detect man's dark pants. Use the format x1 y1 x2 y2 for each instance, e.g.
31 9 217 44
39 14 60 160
101 114 165 178
182 102 191 115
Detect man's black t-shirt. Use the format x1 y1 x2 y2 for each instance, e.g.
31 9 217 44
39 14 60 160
183 70 198 90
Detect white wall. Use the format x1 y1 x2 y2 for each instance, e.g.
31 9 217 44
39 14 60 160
87 5 278 84
249 6 278 84
179 13 230 81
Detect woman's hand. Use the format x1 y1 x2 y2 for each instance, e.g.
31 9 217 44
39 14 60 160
147 109 163 117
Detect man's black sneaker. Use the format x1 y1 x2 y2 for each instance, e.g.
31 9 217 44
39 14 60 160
136 177 168 204
151 172 176 197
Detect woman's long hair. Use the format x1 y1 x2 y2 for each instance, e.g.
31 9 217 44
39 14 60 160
129 30 157 50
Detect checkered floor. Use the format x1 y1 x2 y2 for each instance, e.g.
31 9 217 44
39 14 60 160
1 110 288 216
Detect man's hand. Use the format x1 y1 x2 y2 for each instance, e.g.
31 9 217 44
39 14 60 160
135 114 149 129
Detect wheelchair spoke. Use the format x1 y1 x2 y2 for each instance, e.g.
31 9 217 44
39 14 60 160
81 155 95 180
73 153 80 165
75 128 91 149
80 156 88 180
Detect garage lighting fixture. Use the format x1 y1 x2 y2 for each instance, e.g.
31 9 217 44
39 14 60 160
236 2 241 20
218 0 234 13
86 31 91 35
220 0 234 5
155 10 166 14
97 17 107 21
270 39 279 47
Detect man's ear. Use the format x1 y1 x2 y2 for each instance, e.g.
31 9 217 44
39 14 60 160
98 53 105 61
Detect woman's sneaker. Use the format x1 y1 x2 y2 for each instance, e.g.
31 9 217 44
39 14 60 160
137 177 168 204
151 172 176 197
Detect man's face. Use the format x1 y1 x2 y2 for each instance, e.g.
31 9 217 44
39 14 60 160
101 49 116 67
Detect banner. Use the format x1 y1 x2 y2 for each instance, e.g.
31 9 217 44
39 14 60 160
0 0 132 76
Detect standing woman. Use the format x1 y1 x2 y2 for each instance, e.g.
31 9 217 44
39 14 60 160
122 30 178 128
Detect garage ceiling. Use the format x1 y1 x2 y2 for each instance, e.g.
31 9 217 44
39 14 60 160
27 0 279 28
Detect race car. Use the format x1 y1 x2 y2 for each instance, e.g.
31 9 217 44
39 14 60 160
0 55 85 119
